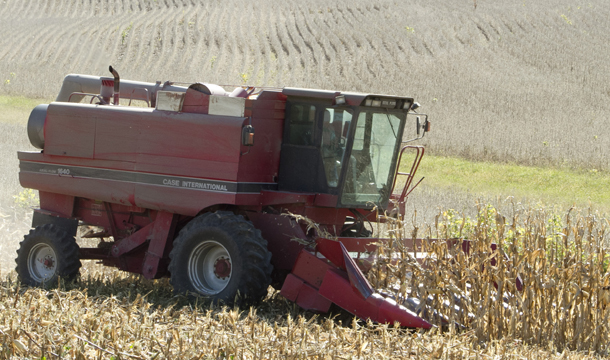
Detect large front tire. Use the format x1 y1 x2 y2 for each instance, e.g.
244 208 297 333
168 211 273 305
15 224 81 287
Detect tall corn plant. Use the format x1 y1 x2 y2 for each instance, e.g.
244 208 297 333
370 203 610 353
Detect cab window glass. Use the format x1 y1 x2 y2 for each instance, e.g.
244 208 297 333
341 110 402 204
287 104 316 145
321 108 353 187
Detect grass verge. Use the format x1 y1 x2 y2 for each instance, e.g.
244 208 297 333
412 155 610 212
0 95 51 125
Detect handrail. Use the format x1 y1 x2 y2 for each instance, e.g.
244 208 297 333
67 92 107 104
391 145 425 204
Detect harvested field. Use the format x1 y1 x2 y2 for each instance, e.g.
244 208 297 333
0 0 609 358
0 0 609 169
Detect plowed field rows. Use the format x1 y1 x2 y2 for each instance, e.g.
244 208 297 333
1 2 610 358
1 0 610 169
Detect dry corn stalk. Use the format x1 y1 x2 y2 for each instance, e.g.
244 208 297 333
370 203 610 353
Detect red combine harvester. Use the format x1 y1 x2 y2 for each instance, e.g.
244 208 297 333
17 67 431 328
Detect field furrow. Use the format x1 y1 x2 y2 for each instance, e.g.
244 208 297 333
178 10 199 79
214 6 235 84
0 0 608 170
1 3 610 357
118 10 151 71
271 5 288 86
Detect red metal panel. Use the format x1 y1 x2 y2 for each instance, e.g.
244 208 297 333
18 151 137 172
234 193 262 206
21 172 135 208
280 273 303 301
74 198 152 235
138 111 243 165
255 90 287 102
113 253 147 274
235 92 286 183
111 221 155 257
134 154 239 181
237 116 284 183
21 161 248 217
291 251 333 288
246 212 309 271
248 98 287 109
316 238 374 299
94 115 139 162
318 269 379 320
244 108 286 119
317 270 432 328
295 282 332 313
38 103 247 182
142 211 177 279
39 192 75 218
44 104 96 158
259 190 315 206
133 184 235 216
74 199 112 229
315 238 347 270
313 194 338 207
245 99 286 119
303 206 348 226
280 262 334 312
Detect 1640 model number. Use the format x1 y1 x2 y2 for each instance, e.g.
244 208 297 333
57 168 70 175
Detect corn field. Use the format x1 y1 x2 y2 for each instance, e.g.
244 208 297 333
0 0 609 358
371 203 610 355
0 204 607 358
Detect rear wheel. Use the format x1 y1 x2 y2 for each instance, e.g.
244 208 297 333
169 211 272 305
15 224 81 287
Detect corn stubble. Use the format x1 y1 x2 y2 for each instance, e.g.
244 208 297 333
0 206 604 358
371 203 610 356
0 278 604 359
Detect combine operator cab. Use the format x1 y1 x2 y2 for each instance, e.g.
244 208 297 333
279 88 429 211
17 68 432 329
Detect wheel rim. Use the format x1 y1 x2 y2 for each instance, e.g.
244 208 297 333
188 240 232 295
27 243 57 283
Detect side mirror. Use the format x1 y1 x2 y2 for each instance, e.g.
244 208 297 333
416 116 430 136
242 125 255 146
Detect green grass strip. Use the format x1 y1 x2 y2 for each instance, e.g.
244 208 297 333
0 95 51 125
413 155 610 209
0 95 49 110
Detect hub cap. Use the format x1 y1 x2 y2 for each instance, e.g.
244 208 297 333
188 240 232 295
27 243 57 283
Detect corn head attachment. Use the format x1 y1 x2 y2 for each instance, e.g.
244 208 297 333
281 234 523 328
281 237 433 328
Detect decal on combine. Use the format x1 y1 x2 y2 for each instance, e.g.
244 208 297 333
19 161 276 194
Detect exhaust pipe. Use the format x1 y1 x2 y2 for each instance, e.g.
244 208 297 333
109 66 120 105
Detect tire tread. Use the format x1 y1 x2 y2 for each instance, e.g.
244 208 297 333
169 211 273 305
15 223 82 286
